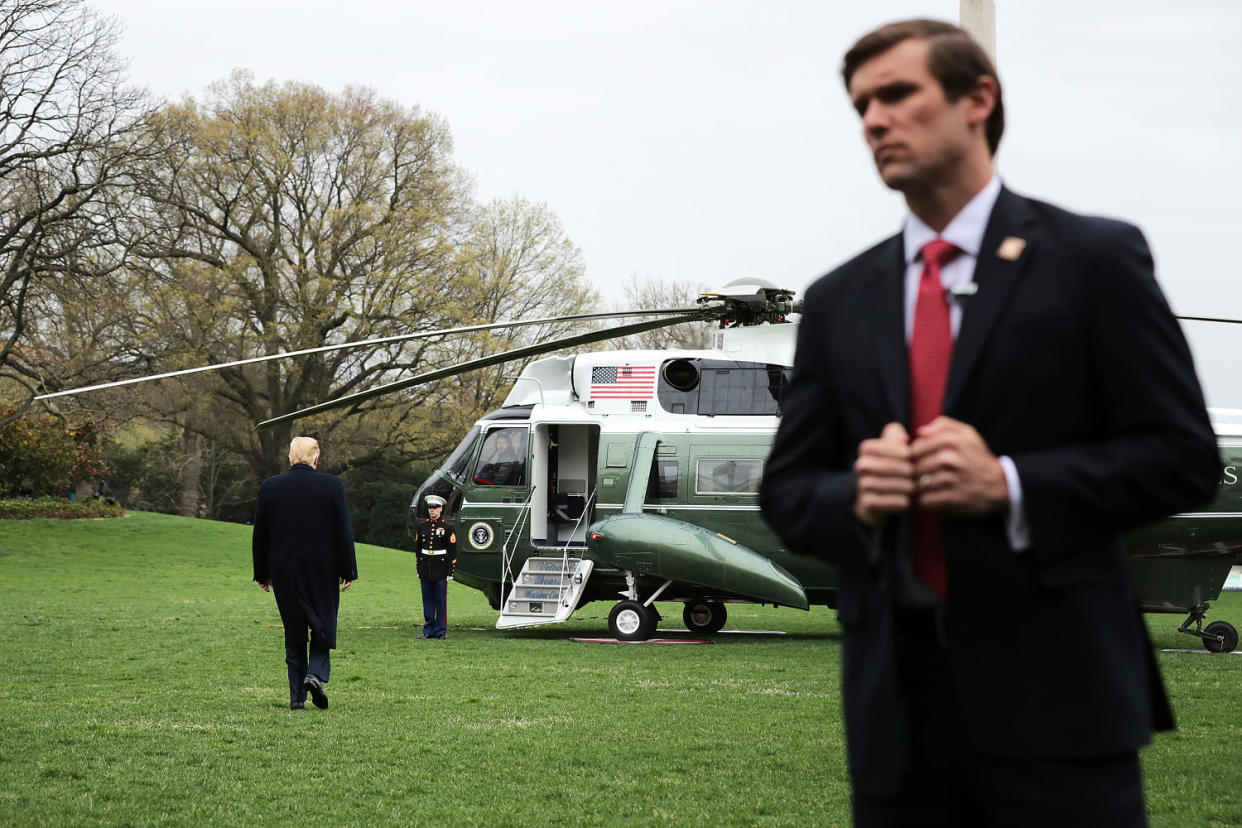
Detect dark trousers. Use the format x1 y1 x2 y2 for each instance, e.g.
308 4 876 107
852 611 1148 828
273 587 332 703
420 578 448 637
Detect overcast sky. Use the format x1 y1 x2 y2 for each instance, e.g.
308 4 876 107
90 0 1242 406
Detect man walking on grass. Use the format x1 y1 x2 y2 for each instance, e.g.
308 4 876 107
253 436 357 710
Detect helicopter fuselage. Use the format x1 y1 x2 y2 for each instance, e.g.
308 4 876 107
410 323 1242 641
411 326 824 614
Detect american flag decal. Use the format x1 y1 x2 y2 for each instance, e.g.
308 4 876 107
590 365 657 399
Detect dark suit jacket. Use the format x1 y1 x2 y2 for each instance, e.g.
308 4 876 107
760 187 1220 796
253 463 358 648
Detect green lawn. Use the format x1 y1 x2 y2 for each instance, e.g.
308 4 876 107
0 512 1239 826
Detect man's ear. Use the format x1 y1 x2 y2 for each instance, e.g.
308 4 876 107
965 75 998 128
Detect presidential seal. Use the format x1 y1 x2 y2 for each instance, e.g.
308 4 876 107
468 521 494 550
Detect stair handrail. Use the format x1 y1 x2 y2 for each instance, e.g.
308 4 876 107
554 486 598 607
499 486 536 610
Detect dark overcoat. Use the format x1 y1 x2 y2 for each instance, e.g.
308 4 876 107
252 463 358 648
760 187 1220 796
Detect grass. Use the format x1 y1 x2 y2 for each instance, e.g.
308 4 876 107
0 512 1239 826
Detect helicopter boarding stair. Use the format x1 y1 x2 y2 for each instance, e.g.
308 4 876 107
496 487 596 629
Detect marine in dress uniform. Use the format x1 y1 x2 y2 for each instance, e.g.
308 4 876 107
413 494 456 639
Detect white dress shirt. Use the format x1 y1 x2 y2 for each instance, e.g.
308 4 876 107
901 175 1031 551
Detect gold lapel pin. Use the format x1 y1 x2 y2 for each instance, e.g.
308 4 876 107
997 236 1026 261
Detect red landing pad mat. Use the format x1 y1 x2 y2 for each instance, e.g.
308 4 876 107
569 637 714 645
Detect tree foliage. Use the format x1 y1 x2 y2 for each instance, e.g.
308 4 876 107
0 0 153 405
107 74 478 479
0 2 605 519
340 461 435 549
24 75 597 517
433 196 597 436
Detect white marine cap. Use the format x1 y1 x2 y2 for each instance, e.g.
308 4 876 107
424 494 446 508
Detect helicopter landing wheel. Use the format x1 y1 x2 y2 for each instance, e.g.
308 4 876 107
683 600 727 634
609 600 658 642
1203 620 1238 653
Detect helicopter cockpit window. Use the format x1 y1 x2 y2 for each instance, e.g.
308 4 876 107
442 426 481 481
647 459 679 500
695 458 763 494
473 428 528 487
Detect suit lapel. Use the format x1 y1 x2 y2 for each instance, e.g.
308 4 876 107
868 234 909 423
943 188 1039 413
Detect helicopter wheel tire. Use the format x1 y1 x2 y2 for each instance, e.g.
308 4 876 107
683 600 727 634
1203 620 1239 653
609 600 657 642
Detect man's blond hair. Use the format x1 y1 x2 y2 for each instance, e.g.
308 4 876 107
288 436 320 467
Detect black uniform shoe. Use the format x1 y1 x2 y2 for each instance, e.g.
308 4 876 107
290 701 306 710
416 633 431 639
303 674 328 709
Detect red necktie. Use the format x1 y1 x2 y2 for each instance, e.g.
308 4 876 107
909 238 959 598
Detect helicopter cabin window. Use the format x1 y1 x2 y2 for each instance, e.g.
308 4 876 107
695 458 763 494
699 369 785 416
657 359 790 416
647 459 679 500
441 425 481 481
473 428 528 486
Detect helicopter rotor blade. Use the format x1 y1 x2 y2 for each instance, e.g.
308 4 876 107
33 307 701 401
255 311 705 431
1178 315 1242 325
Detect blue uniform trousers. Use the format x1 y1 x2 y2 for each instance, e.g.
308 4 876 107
420 578 448 638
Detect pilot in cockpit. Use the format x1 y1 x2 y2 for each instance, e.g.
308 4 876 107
474 430 526 486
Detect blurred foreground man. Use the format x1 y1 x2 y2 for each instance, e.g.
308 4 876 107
253 437 357 710
760 19 1219 826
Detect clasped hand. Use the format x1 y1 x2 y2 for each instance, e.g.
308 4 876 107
852 417 1009 528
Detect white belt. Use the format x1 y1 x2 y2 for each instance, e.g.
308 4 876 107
421 549 446 555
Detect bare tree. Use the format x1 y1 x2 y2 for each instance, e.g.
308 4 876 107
614 274 714 350
50 75 598 484
438 196 596 423
0 0 152 411
98 74 477 479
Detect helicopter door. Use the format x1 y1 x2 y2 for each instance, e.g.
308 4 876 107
531 423 599 548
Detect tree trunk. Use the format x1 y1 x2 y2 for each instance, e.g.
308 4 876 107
179 430 202 517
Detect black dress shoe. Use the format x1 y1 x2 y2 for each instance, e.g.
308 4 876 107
416 633 431 639
290 700 306 710
303 674 328 709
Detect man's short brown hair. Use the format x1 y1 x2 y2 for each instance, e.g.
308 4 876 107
842 18 1005 156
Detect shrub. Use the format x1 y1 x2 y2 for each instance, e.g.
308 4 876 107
342 462 435 549
0 410 108 497
99 434 257 522
0 497 125 520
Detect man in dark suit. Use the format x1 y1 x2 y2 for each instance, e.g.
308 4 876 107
253 437 358 710
759 19 1220 826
